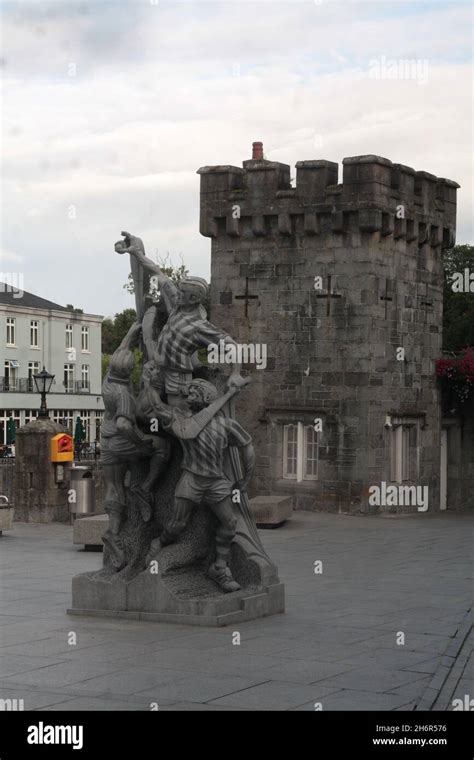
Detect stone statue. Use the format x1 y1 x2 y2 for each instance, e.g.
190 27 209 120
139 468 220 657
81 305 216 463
100 322 168 569
144 377 255 592
70 232 284 625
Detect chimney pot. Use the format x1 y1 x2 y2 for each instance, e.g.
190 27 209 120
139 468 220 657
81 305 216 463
252 141 263 161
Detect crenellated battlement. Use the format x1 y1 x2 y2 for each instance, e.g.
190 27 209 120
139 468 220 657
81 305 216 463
197 146 459 247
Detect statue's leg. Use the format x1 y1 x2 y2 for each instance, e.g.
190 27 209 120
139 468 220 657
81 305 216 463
103 462 127 531
103 462 128 570
142 437 171 493
131 438 171 523
208 497 241 592
160 497 195 546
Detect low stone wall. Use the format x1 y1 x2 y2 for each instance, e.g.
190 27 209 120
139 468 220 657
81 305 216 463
0 463 14 505
445 400 474 512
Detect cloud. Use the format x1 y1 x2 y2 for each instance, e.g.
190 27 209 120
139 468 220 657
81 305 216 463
0 247 23 264
0 0 472 315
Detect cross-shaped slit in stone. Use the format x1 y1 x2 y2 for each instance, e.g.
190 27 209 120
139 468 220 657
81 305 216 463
234 277 258 317
421 299 433 324
380 278 393 319
315 275 342 316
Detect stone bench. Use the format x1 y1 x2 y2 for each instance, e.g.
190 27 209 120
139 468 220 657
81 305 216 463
249 495 293 527
73 514 109 550
0 507 14 535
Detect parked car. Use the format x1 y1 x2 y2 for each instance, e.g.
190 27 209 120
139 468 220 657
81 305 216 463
0 445 15 459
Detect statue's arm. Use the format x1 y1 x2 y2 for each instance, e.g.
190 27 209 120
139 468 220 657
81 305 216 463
221 334 245 388
117 320 142 352
197 323 247 389
236 442 255 491
116 415 150 449
115 231 171 288
226 419 255 490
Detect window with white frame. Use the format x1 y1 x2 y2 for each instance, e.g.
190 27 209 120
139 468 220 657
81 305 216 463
283 423 319 482
6 318 15 346
80 411 91 442
390 420 419 483
4 360 18 390
24 409 38 424
65 324 73 349
94 411 103 442
28 361 40 392
0 409 20 445
81 326 89 351
30 320 39 347
64 364 74 393
81 364 89 390
52 409 74 431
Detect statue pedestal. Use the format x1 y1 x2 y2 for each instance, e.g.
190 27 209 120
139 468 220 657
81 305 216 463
68 456 285 626
68 568 284 626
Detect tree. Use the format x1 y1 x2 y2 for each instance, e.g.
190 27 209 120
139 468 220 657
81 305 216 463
123 253 189 298
101 308 137 355
442 244 474 352
123 253 210 316
65 304 84 313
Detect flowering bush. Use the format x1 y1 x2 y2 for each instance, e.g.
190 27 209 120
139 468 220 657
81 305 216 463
436 347 474 406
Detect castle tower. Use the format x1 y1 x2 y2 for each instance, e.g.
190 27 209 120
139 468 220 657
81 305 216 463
197 144 459 513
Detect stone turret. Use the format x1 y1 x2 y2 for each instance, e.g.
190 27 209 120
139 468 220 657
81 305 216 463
198 144 459 513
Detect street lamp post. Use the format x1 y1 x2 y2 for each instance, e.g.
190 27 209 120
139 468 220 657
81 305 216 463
33 367 55 419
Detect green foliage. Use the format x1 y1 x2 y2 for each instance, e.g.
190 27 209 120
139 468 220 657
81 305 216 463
123 254 189 298
74 416 86 445
65 304 84 313
442 245 474 353
101 353 110 381
123 253 211 316
101 349 142 390
101 308 137 355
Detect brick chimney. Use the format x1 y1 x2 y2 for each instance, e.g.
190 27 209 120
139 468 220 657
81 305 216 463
252 141 264 161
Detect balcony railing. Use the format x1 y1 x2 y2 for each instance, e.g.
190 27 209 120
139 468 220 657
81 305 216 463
0 378 92 394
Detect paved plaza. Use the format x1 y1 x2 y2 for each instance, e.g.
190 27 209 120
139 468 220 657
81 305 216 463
0 512 472 711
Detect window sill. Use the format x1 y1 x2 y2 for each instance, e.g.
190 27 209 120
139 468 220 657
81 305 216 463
274 478 318 489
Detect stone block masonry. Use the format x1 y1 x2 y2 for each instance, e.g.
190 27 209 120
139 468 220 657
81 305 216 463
198 145 459 513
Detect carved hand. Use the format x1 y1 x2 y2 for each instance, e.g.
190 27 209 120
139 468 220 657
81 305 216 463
114 231 146 257
227 374 251 390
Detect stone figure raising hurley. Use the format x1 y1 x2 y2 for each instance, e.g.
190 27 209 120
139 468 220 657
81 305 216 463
145 377 255 592
114 232 248 405
106 231 255 591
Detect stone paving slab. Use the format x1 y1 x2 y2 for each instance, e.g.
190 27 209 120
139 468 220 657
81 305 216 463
0 512 472 711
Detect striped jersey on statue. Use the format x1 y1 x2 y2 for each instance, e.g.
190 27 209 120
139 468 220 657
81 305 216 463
179 414 251 478
156 280 228 371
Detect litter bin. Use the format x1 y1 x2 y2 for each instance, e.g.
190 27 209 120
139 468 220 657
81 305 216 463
70 466 96 516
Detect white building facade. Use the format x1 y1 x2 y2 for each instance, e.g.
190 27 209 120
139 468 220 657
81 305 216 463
0 286 104 444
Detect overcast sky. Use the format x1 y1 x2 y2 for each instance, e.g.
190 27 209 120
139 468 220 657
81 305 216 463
1 0 472 318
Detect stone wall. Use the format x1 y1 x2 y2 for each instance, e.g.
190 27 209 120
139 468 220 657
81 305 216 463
0 463 14 505
198 152 458 513
14 419 71 523
444 399 474 512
